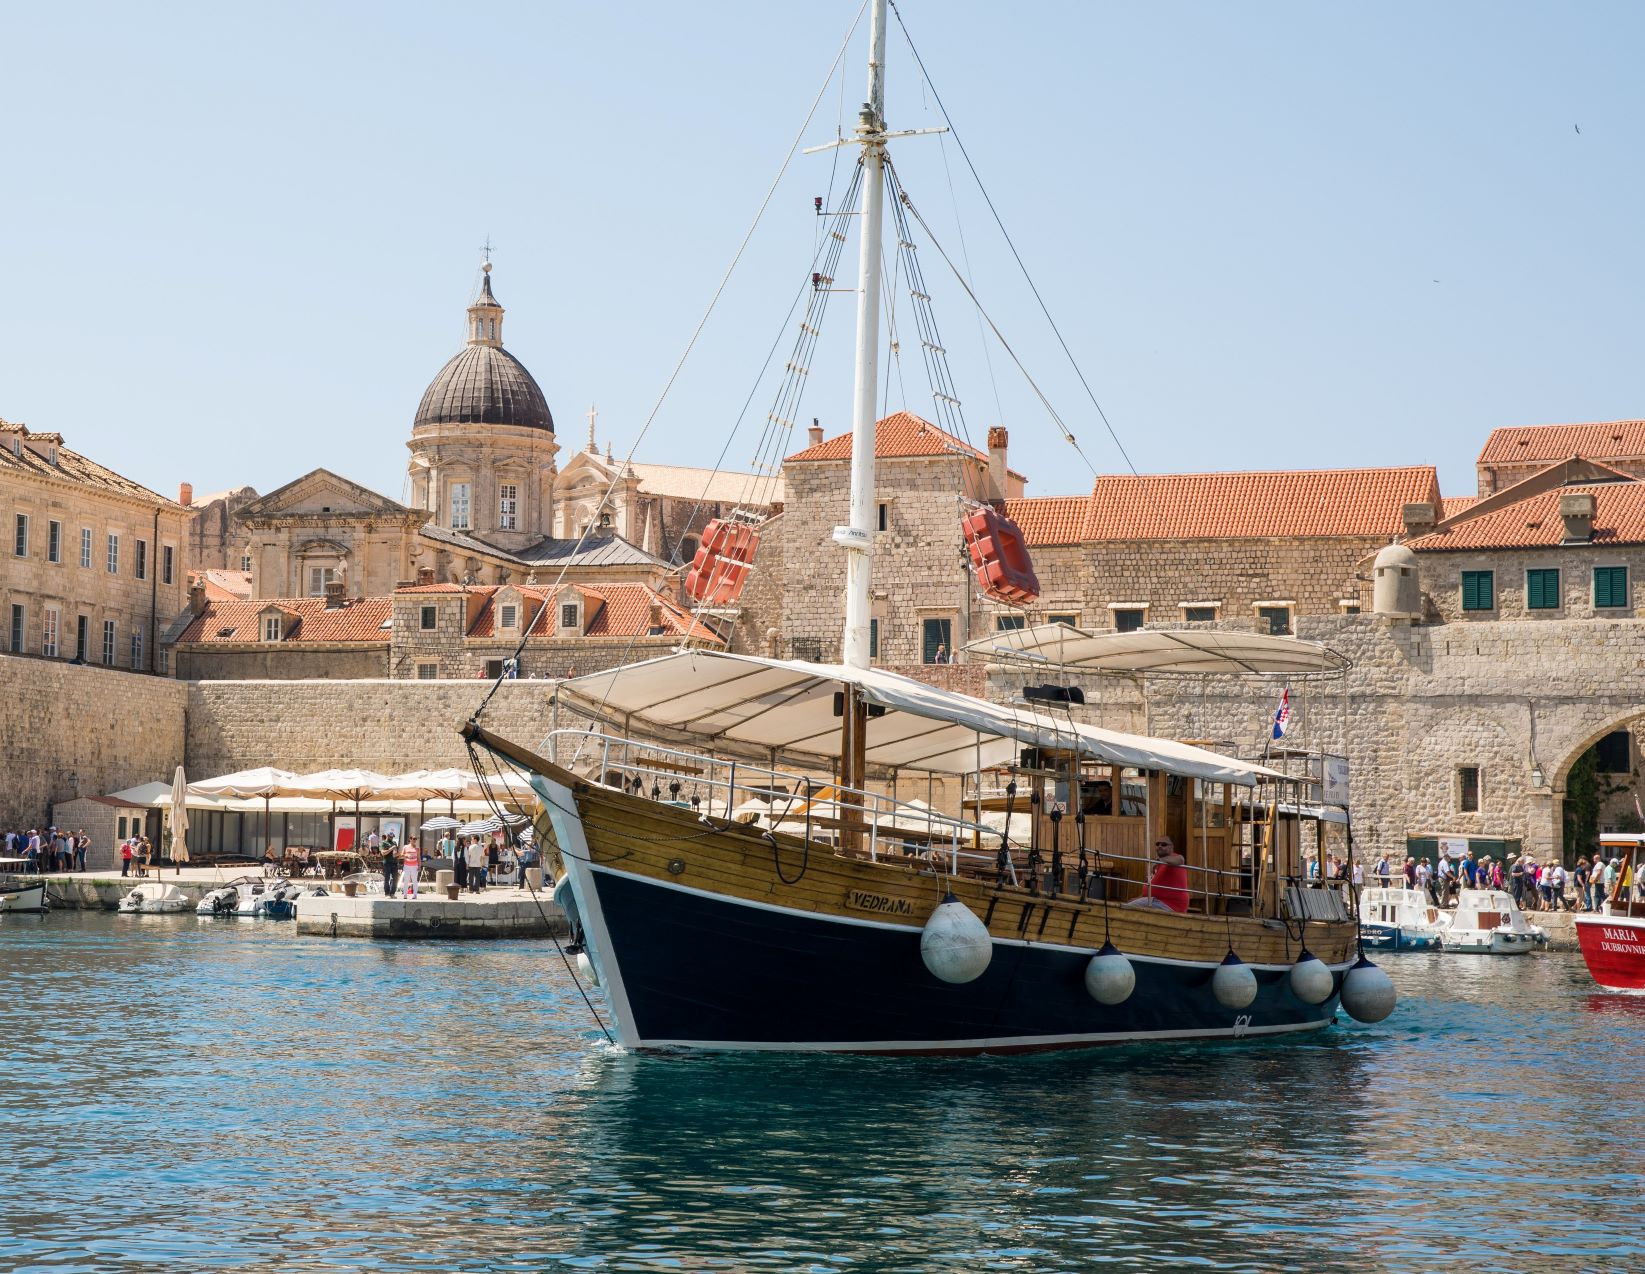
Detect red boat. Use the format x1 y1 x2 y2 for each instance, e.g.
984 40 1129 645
1575 834 1645 990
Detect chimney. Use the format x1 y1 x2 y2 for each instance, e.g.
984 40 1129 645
416 566 435 586
807 418 824 447
648 601 664 634
324 580 347 609
188 580 206 614
987 426 1009 500
1401 502 1437 537
1560 491 1596 543
178 482 193 507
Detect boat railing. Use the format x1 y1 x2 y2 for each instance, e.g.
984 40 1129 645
549 729 1006 879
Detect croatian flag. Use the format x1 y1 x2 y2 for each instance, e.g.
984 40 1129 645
1272 689 1292 740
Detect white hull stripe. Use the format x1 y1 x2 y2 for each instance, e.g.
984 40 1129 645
631 1018 1332 1053
586 861 1352 972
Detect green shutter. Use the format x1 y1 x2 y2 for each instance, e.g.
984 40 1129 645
1461 570 1494 611
1596 566 1629 608
1526 569 1559 610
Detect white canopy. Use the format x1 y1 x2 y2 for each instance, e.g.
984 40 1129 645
187 767 298 799
552 650 1273 786
969 625 1350 676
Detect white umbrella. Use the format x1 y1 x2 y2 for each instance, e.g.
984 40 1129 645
460 818 503 836
169 765 190 872
420 815 463 832
277 769 394 852
189 766 297 858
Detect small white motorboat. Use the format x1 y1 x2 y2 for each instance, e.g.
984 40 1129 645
196 875 276 916
1 879 48 913
1358 885 1444 951
119 882 191 914
1442 888 1538 954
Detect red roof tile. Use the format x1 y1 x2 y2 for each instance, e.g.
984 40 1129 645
1478 420 1645 466
175 597 393 644
465 584 724 645
1082 467 1441 541
1408 481 1645 551
784 412 986 463
393 583 470 593
1440 495 1479 519
195 569 253 602
1003 496 1089 546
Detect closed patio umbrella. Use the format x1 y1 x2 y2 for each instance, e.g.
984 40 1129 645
169 765 190 875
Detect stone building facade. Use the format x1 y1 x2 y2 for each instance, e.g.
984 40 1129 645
0 418 190 673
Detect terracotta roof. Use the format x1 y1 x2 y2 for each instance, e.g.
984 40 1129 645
196 569 253 602
1408 481 1645 552
419 523 667 570
174 597 393 644
784 412 986 463
1003 496 1089 546
393 583 470 594
463 584 724 645
1440 495 1479 519
0 420 182 508
1083 467 1441 541
1478 420 1645 467
627 462 784 506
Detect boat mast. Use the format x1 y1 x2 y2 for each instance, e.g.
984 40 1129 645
835 0 888 673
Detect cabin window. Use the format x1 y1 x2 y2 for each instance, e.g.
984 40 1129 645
1458 766 1480 813
1461 570 1494 612
995 614 1026 632
1526 568 1560 610
1595 565 1629 609
1595 730 1631 775
420 605 438 631
1257 605 1292 635
921 617 953 664
1113 608 1145 633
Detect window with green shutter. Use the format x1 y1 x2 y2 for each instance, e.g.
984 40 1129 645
1595 566 1629 609
1526 568 1560 610
1461 570 1494 611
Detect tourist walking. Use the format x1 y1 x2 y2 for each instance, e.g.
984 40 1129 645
401 838 421 898
1573 857 1591 912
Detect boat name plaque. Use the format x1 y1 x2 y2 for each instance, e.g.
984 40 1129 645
845 889 913 918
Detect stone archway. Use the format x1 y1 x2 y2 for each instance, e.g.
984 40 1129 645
1548 712 1645 861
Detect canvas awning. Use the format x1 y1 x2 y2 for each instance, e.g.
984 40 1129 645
552 650 1274 785
968 625 1350 676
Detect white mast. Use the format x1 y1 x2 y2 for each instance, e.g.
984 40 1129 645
833 0 889 671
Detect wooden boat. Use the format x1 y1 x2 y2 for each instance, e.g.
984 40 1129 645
0 877 48 913
1576 834 1645 989
463 0 1393 1053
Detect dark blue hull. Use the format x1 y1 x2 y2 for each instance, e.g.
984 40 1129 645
1360 924 1440 952
587 868 1341 1054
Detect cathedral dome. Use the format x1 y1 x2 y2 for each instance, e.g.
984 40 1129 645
413 267 554 433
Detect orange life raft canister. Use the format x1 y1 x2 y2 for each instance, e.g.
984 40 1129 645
684 518 760 606
960 506 1040 606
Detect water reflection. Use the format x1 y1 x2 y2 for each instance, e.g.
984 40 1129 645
1 916 1642 1272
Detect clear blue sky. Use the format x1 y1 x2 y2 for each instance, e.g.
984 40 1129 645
3 1 1640 505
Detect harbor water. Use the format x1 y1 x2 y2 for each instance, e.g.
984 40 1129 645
3 912 1640 1272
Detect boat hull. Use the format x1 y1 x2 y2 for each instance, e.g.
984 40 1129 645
0 881 47 913
1360 923 1441 952
1575 914 1645 989
581 865 1341 1053
1443 930 1534 954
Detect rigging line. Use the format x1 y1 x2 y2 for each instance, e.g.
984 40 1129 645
887 0 1138 478
469 1 868 724
936 126 1004 428
895 185 1103 481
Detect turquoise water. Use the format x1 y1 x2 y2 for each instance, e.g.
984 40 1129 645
2 913 1639 1273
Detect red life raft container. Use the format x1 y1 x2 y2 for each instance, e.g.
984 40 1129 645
961 506 1040 606
684 518 760 606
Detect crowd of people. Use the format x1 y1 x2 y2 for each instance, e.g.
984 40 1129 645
1359 849 1620 912
1 827 91 873
372 827 540 899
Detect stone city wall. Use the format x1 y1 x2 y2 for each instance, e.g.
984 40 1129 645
0 653 188 829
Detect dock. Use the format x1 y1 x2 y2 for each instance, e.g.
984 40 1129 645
294 889 566 939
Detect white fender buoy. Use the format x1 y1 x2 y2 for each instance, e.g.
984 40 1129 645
1211 950 1258 1010
1289 949 1335 1005
1339 955 1397 1023
920 892 993 984
1084 941 1135 1005
576 951 601 989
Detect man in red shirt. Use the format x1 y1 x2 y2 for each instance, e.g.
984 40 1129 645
1126 836 1189 913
